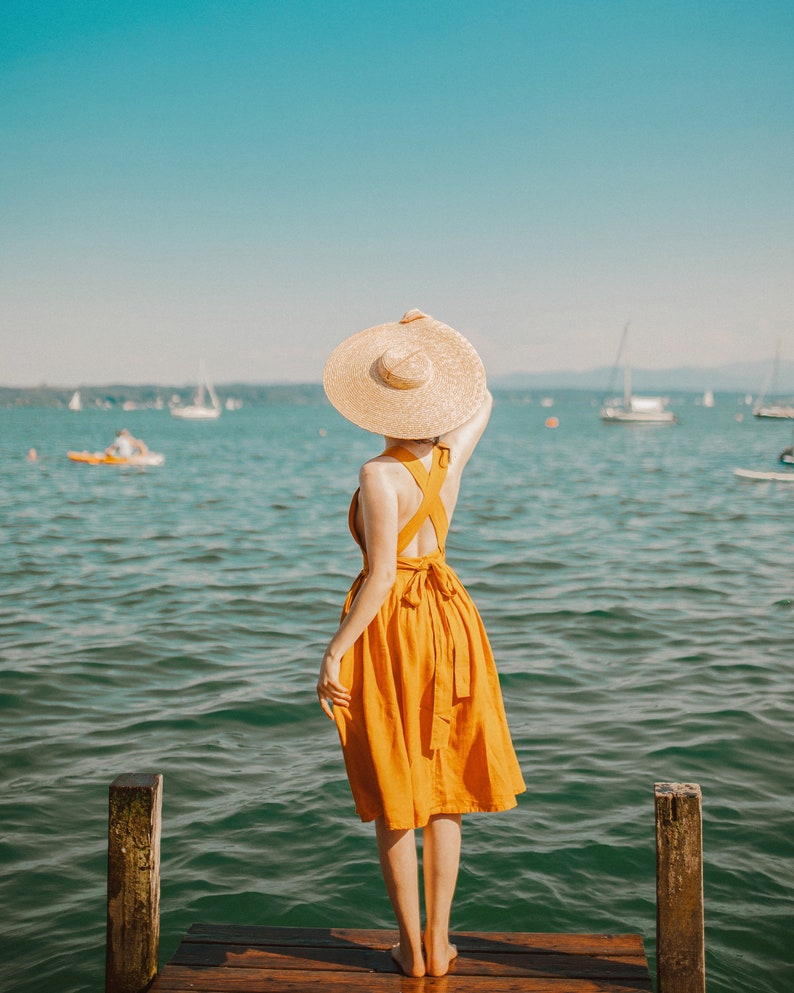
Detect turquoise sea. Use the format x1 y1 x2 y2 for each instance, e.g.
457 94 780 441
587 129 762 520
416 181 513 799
1 392 791 992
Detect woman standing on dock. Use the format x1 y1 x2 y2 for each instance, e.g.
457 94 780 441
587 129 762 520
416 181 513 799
317 310 525 978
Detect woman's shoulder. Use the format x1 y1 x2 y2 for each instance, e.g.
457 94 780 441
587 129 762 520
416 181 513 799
358 453 405 487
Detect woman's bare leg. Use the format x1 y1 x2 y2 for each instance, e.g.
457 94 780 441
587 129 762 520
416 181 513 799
374 817 425 977
422 813 461 976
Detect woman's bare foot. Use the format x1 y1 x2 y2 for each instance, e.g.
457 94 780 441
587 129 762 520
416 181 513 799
391 942 426 978
424 938 458 977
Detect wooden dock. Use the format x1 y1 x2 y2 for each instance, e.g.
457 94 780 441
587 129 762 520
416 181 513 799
105 776 706 993
149 922 652 991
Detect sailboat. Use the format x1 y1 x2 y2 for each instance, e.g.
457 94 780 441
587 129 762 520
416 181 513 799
599 323 676 424
68 390 82 412
753 342 794 419
170 363 222 420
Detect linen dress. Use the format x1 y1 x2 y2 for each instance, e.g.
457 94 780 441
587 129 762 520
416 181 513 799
334 442 525 830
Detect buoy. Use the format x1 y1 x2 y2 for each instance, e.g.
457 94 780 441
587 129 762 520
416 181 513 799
545 416 559 428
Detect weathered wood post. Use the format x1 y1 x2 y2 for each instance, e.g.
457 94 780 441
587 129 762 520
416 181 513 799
655 782 705 993
105 773 163 993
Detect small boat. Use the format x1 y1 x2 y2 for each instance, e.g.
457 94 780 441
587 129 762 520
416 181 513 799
753 342 794 419
171 363 222 420
755 404 794 419
734 467 794 482
68 390 82 412
68 451 165 466
600 323 676 424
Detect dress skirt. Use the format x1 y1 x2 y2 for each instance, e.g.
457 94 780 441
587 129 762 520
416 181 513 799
334 548 525 830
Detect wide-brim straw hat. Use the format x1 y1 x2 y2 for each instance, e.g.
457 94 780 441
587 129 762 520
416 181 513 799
323 310 487 438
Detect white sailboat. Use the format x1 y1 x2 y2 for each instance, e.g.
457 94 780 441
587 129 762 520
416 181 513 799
753 342 794 419
600 323 676 424
68 390 82 411
170 363 222 420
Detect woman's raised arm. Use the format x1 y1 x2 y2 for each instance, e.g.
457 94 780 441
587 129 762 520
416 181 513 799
442 389 493 470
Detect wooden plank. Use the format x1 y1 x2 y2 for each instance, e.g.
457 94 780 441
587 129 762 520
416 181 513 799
169 941 648 978
182 923 646 956
150 926 651 992
655 782 705 993
152 965 652 992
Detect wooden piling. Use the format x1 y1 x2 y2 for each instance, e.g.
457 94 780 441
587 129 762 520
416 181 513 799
655 782 705 993
105 773 163 993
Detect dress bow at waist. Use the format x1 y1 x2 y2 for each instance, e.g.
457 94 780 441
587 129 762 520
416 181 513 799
397 551 471 750
399 553 457 606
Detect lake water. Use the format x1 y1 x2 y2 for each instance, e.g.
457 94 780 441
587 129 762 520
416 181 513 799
1 391 791 992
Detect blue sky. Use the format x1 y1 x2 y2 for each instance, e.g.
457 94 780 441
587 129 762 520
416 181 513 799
2 1 793 386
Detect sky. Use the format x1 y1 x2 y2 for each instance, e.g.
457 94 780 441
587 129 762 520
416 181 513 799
1 0 793 387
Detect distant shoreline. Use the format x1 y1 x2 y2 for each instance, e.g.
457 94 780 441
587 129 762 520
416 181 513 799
0 379 761 410
1 357 784 406
0 383 328 410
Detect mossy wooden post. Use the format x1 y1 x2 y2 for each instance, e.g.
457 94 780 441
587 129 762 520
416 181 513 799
655 782 705 993
106 774 163 993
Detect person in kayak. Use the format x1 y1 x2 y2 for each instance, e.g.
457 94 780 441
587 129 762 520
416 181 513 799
105 429 149 459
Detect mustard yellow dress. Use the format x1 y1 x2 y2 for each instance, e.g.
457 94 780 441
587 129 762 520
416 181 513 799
335 443 525 830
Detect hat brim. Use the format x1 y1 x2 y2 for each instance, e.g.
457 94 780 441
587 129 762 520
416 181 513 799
323 315 487 438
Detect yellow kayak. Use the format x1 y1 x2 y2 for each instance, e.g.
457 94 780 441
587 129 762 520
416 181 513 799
67 451 165 466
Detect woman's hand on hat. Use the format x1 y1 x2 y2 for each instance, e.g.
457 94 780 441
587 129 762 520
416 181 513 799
317 649 351 719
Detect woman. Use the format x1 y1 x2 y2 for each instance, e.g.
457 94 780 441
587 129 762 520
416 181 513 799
317 309 525 978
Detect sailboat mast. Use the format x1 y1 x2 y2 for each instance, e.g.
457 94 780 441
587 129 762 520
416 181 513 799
771 339 781 402
623 323 632 410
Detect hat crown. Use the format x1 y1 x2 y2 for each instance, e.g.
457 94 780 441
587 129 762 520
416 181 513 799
377 346 433 391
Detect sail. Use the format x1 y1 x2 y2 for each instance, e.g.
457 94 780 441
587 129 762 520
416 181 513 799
600 324 676 424
753 342 794 419
170 362 222 419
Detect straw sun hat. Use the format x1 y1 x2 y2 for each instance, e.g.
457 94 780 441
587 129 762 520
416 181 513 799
323 310 487 439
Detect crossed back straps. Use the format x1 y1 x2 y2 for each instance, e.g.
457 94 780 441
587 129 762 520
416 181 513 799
348 443 451 555
383 444 450 554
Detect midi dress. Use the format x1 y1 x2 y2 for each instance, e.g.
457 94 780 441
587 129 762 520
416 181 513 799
334 442 525 830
